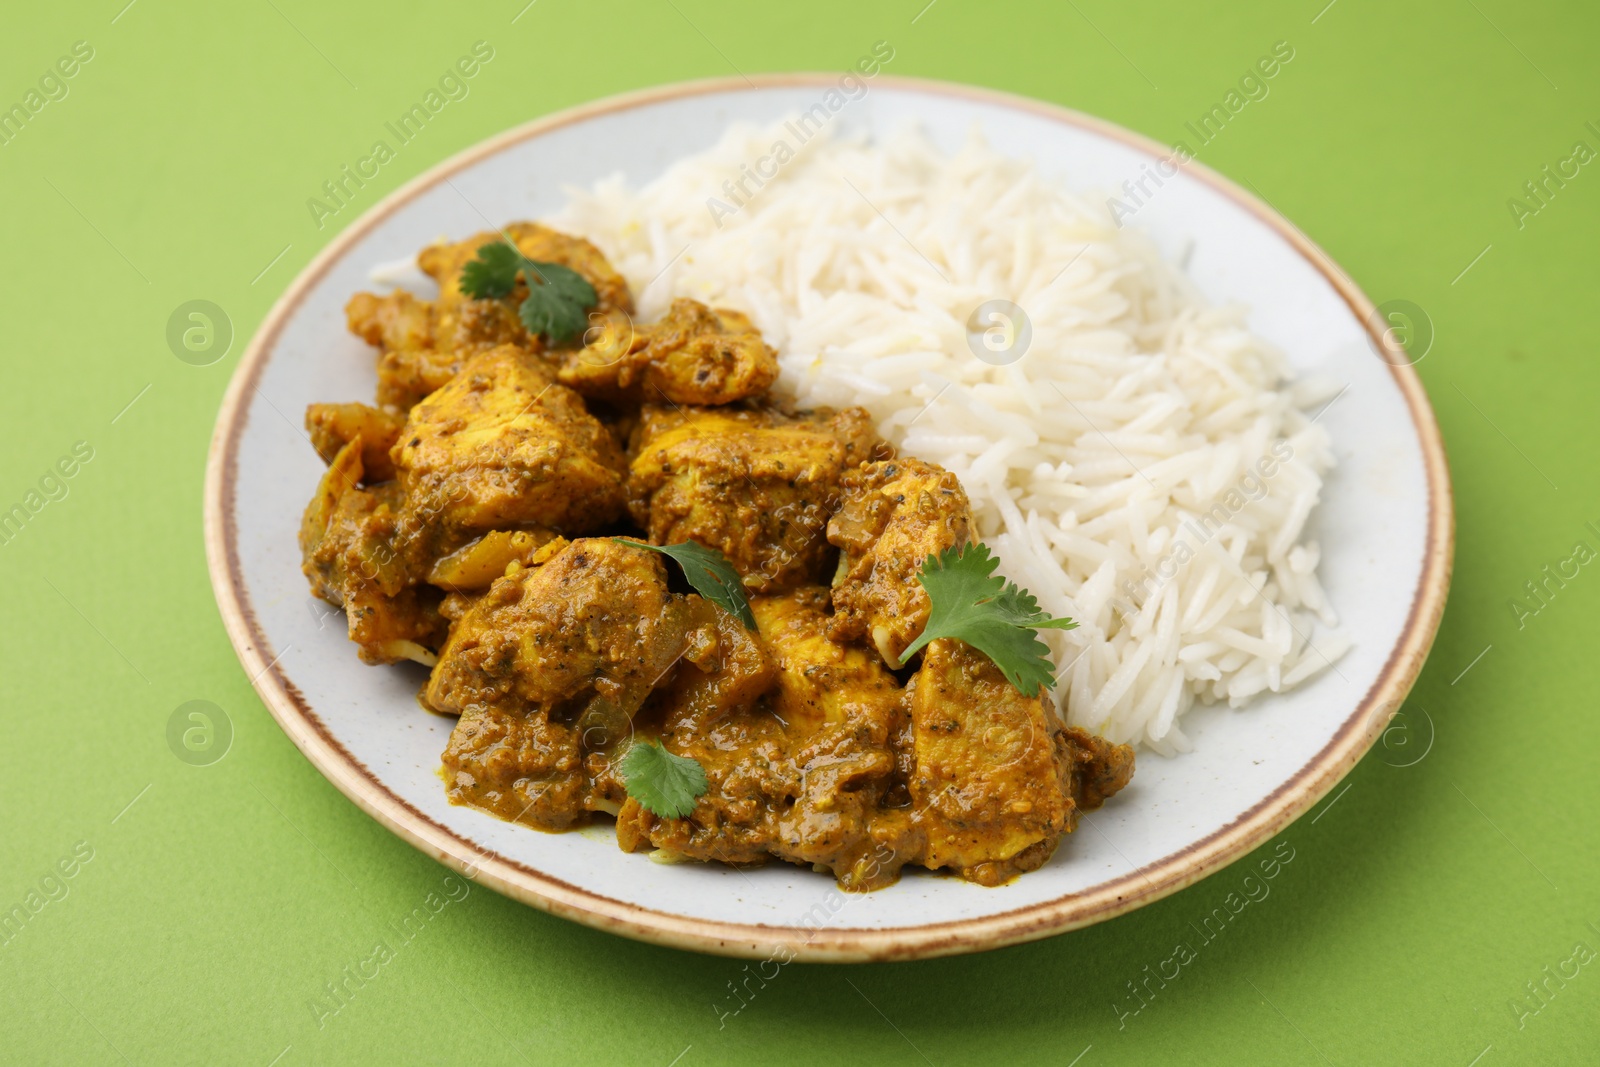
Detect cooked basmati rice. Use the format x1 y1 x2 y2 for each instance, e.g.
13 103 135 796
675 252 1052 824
544 121 1349 754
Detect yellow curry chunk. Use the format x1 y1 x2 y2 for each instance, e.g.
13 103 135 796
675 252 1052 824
617 589 918 891
907 638 1074 883
393 345 627 545
416 221 633 338
615 597 783 866
299 437 445 665
756 589 914 890
306 402 406 483
627 403 881 593
345 221 633 410
370 342 472 414
754 587 902 734
434 538 696 829
559 298 779 407
428 537 678 716
828 457 974 666
1060 723 1137 815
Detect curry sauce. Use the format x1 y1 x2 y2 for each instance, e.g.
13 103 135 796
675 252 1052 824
300 221 1133 891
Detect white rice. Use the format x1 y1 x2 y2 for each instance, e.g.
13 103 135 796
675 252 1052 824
544 121 1349 754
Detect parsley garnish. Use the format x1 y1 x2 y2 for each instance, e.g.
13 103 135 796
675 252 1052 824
457 240 597 345
611 539 756 629
900 542 1078 696
620 739 708 819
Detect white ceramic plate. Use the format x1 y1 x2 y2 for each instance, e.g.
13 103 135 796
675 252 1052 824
206 75 1452 961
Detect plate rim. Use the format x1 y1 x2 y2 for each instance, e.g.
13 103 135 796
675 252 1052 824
203 72 1455 962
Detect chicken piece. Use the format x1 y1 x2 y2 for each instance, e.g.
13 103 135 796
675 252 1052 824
427 537 680 715
306 402 406 482
754 588 902 735
627 404 882 593
614 726 790 867
617 589 920 890
616 599 782 865
757 589 916 890
299 438 444 665
1059 724 1136 814
828 457 973 666
345 289 436 356
438 702 593 831
373 345 471 413
417 222 633 334
558 298 779 407
345 288 504 412
435 539 695 830
652 596 777 737
905 638 1075 884
392 345 627 554
345 222 633 410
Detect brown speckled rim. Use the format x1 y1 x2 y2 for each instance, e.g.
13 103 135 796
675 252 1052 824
204 73 1454 962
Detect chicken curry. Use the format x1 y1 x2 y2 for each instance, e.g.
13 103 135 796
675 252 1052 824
301 222 1133 891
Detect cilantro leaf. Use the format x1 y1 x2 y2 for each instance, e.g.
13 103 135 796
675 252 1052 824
611 539 756 629
519 262 597 346
988 583 1080 631
620 739 708 819
900 542 1078 696
525 261 597 307
458 241 523 299
456 240 598 346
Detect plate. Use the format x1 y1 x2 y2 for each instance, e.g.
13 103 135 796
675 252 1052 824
205 74 1452 961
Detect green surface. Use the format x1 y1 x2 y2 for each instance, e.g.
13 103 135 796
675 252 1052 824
1 0 1595 1063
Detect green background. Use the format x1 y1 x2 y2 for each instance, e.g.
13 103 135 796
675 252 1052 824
2 0 1595 1063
